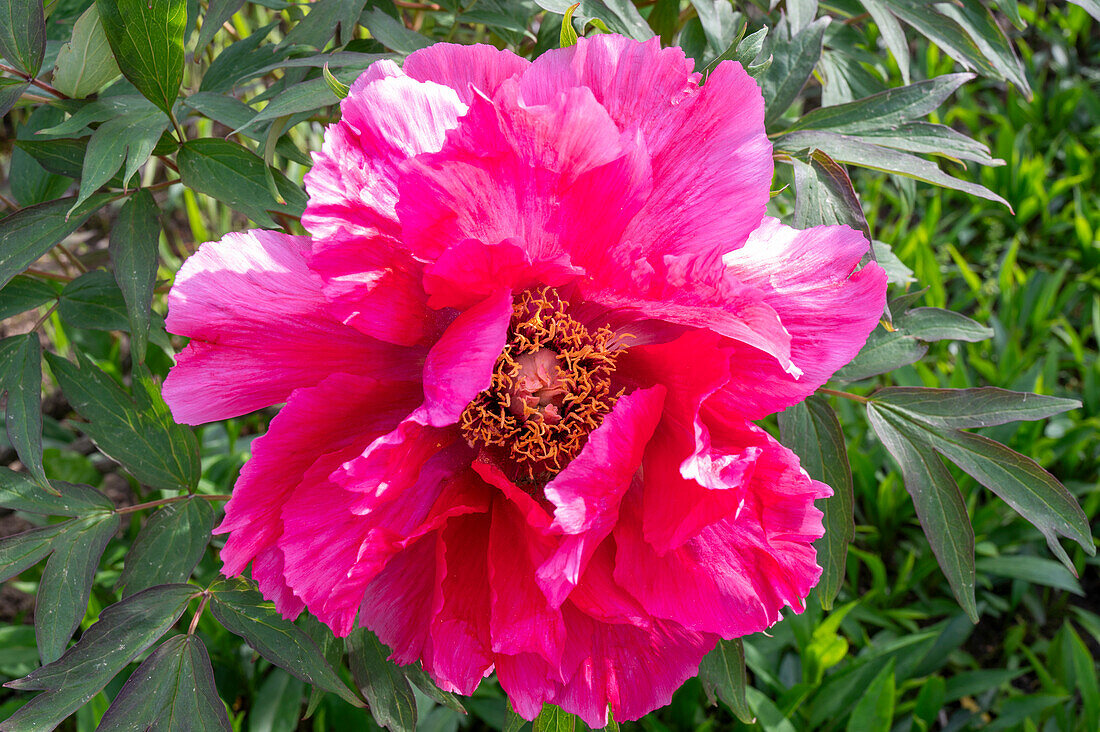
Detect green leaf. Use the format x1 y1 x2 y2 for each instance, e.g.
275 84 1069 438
0 467 113 515
195 0 245 54
323 62 350 99
689 0 739 53
871 398 1094 567
942 668 1024 703
546 0 652 41
762 16 829 127
861 0 910 84
360 7 431 54
95 0 186 117
108 189 161 363
346 628 417 732
976 555 1083 596
177 138 307 227
3 584 198 730
784 73 974 135
36 511 122 664
859 121 1001 166
912 676 945 729
12 138 88 180
791 150 870 241
250 668 305 732
775 130 1010 208
895 307 993 342
778 396 853 609
0 334 46 486
97 634 231 731
57 270 169 348
833 328 927 382
0 78 30 118
10 106 74 207
403 663 466 714
0 194 112 292
52 3 122 98
937 0 1029 97
845 659 895 732
198 20 283 93
745 687 794 732
1069 0 1100 22
0 275 58 321
71 106 167 211
0 0 45 75
45 350 200 492
877 0 999 79
560 2 579 47
117 497 214 597
699 638 753 723
866 403 978 621
209 577 363 708
232 70 362 134
0 524 64 583
504 706 529 732
533 705 576 732
278 0 364 50
870 387 1081 429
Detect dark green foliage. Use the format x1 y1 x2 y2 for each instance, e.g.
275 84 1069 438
0 1 1095 731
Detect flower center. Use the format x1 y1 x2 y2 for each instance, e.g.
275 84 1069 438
460 288 621 481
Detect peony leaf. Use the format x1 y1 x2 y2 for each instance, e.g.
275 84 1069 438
0 334 46 487
0 194 113 292
0 275 58 321
209 577 365 709
35 512 122 664
52 4 122 98
346 628 417 732
0 0 45 75
97 634 231 731
533 704 577 732
116 497 214 597
791 150 870 242
95 0 186 118
762 16 829 127
403 662 466 714
871 387 1081 429
45 350 200 492
779 396 853 610
893 307 993 343
0 468 112 515
69 105 167 213
3 584 198 730
109 189 161 363
784 73 975 135
833 328 927 382
177 138 307 227
866 404 978 622
560 3 580 47
195 0 245 54
775 130 1011 208
12 138 89 180
0 524 64 584
699 638 753 723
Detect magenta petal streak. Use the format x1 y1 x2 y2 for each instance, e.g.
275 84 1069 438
165 36 887 728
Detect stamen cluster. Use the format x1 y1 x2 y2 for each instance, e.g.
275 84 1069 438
460 288 621 481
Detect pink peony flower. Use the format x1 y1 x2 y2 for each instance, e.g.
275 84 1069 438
165 36 887 726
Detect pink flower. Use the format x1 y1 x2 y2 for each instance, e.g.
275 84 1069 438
165 36 887 726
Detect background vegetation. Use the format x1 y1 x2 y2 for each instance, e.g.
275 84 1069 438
0 1 1096 730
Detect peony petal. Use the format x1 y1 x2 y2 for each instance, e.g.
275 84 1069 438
535 386 666 607
615 416 829 636
164 230 415 424
396 81 651 266
279 431 478 636
403 42 529 104
215 373 420 584
422 238 583 311
718 217 888 419
423 511 495 694
519 36 772 271
357 533 440 660
555 605 715 728
488 499 566 665
417 289 513 427
302 69 467 244
250 545 306 620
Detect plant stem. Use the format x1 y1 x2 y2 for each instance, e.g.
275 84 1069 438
188 592 211 635
115 493 232 515
31 302 59 332
0 63 70 99
818 387 870 404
